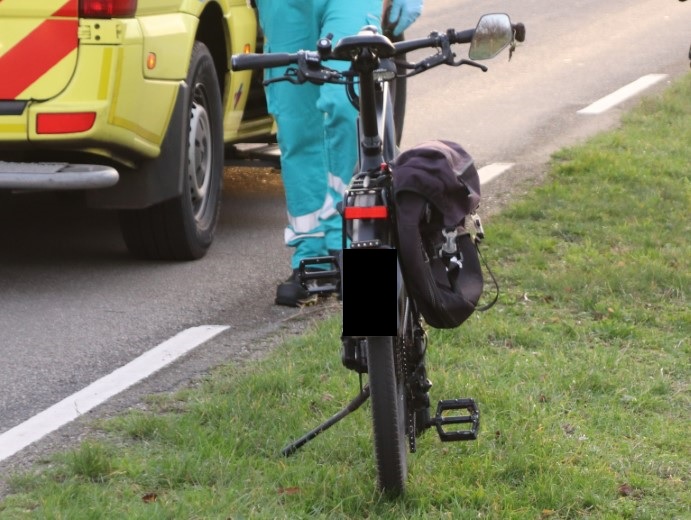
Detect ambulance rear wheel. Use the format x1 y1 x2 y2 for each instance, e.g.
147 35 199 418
119 41 223 260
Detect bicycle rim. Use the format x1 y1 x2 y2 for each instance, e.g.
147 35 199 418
367 335 407 495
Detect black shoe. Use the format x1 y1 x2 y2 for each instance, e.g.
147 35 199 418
275 269 319 307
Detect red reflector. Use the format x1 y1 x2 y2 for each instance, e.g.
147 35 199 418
80 0 138 18
36 113 96 134
344 206 388 219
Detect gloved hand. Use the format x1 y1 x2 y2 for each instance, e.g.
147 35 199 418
387 0 423 37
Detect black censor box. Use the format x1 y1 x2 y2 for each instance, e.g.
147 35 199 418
342 248 397 336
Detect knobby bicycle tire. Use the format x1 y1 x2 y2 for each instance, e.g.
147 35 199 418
359 78 411 495
366 335 407 495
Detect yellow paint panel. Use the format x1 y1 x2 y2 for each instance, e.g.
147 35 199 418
0 12 79 100
97 47 113 100
0 21 41 55
109 44 176 146
223 6 261 141
0 0 68 16
17 49 78 100
139 13 196 80
0 123 27 137
136 0 193 16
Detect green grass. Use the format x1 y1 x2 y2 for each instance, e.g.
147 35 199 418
1 74 689 519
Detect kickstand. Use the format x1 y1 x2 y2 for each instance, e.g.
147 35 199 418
281 385 370 457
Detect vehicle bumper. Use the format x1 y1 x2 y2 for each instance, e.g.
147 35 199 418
0 161 118 190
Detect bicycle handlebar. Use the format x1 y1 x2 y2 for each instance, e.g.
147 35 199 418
390 28 474 55
231 21 525 72
385 21 524 54
230 23 525 77
230 29 473 71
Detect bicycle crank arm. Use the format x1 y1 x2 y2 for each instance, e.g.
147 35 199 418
432 398 480 442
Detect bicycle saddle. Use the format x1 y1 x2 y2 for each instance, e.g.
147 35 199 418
332 26 396 60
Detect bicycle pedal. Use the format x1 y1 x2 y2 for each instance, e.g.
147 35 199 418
299 256 340 294
433 398 480 442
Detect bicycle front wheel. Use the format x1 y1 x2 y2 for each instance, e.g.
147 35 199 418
367 335 407 495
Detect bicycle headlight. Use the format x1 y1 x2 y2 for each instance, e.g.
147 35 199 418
374 68 397 81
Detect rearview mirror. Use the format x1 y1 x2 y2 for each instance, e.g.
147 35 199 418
468 13 513 61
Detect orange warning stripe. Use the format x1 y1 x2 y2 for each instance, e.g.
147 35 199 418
0 0 78 100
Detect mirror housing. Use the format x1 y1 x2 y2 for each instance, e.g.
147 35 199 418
468 13 513 60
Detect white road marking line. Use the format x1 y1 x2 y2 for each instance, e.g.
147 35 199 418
577 74 668 115
479 162 515 185
0 325 229 463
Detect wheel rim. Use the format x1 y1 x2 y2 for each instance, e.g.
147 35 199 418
187 84 213 220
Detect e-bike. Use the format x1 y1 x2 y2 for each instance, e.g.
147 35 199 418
232 13 525 495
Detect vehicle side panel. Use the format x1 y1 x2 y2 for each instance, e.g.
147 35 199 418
0 0 79 101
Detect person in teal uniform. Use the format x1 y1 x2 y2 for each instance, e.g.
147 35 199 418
254 0 423 306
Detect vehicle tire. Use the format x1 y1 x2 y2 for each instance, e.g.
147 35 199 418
367 335 408 495
118 41 223 260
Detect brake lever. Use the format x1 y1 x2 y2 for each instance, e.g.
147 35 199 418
263 68 302 86
408 53 447 77
262 62 345 87
452 59 488 72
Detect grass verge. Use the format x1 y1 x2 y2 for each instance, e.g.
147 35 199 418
1 74 689 519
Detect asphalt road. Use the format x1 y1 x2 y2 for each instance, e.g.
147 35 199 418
0 0 689 481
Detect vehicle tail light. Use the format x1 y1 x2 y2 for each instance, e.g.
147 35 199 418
36 113 96 134
80 0 138 18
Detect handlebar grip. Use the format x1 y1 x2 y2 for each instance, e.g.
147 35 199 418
449 28 475 45
393 36 438 54
231 52 296 71
393 28 475 55
513 23 526 43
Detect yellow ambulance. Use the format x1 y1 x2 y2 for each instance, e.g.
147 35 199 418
0 0 273 259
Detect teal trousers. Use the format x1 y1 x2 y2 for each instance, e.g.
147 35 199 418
256 0 382 269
